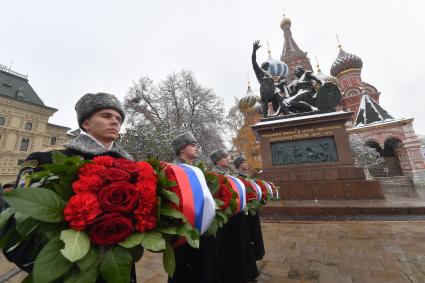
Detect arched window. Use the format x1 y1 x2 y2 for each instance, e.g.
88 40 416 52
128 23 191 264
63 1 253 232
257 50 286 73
0 117 5 126
20 138 29 151
50 136 57 146
25 122 32 131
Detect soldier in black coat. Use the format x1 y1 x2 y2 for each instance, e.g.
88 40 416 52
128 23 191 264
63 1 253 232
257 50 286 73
2 92 138 282
211 151 259 283
168 132 222 283
234 155 265 262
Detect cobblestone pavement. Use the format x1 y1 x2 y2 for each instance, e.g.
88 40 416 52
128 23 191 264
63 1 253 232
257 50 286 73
2 221 425 283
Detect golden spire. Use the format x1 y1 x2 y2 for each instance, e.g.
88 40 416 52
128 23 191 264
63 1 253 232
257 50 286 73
336 34 342 49
315 55 321 72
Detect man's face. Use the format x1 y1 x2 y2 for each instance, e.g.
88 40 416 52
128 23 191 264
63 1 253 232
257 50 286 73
216 155 229 167
82 109 122 142
238 161 249 171
180 143 199 160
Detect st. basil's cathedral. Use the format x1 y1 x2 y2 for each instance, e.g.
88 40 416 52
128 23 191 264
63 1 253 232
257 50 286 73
237 16 425 186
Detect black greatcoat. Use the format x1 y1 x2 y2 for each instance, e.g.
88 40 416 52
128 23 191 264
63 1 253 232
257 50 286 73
209 167 258 283
2 134 138 283
237 172 265 261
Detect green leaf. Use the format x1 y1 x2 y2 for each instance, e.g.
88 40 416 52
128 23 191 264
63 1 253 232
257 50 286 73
195 162 206 173
33 238 73 283
64 155 85 166
52 151 68 164
76 247 99 271
39 222 67 239
119 233 144 249
205 173 219 194
0 207 14 230
207 220 218 236
146 158 162 172
139 231 166 252
127 245 144 262
30 171 50 181
64 263 99 283
163 242 176 277
60 229 90 262
4 187 66 223
214 199 225 207
157 171 169 188
0 224 19 249
16 217 40 236
42 163 69 173
100 247 132 283
176 223 199 249
160 189 180 205
160 206 185 220
156 224 178 235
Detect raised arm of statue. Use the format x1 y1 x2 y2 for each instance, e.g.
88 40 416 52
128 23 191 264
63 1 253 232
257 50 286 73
252 40 265 83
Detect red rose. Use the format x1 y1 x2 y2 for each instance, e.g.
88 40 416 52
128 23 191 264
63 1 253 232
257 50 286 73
89 213 133 245
240 178 257 202
137 162 155 179
113 158 140 175
134 182 158 232
78 163 106 176
98 182 139 213
209 172 233 210
72 175 104 193
92 155 114 167
64 193 102 230
134 214 157 233
100 167 130 182
255 180 268 201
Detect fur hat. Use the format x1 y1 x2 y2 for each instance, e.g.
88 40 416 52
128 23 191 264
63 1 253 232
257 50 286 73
75 92 125 130
210 149 228 165
233 155 247 169
172 132 198 154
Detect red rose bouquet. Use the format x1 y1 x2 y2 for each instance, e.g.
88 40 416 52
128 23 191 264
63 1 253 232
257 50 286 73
255 179 271 204
239 177 261 216
1 153 198 282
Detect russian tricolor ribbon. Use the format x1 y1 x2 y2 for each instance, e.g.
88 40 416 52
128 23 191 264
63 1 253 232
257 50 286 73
248 179 262 201
262 181 274 199
226 175 246 213
268 182 279 199
167 164 215 235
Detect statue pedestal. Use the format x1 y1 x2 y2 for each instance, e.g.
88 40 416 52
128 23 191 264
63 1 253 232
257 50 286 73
252 111 384 200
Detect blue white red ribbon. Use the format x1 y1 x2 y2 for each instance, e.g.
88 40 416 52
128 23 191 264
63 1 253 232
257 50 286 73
226 175 246 213
167 164 215 235
262 181 273 199
248 179 262 201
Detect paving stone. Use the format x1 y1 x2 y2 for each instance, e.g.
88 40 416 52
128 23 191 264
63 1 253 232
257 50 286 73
3 221 425 282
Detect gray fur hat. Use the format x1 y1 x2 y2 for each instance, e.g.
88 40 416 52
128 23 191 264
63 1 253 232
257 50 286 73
233 155 247 169
210 149 228 165
75 92 125 130
172 132 198 154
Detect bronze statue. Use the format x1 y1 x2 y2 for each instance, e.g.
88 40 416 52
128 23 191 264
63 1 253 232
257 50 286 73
252 40 289 117
251 40 341 117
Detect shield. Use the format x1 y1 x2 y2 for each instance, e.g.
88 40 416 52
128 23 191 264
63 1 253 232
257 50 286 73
315 82 342 112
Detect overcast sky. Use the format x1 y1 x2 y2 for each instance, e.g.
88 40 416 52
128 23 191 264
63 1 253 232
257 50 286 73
1 0 425 135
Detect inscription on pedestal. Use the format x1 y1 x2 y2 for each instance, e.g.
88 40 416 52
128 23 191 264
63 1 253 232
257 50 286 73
263 124 342 142
271 136 339 165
